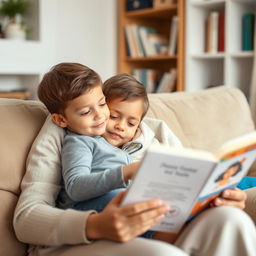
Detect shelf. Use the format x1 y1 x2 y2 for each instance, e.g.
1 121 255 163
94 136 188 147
126 5 177 18
191 53 225 59
0 74 40 99
230 51 254 58
191 0 225 9
125 55 177 62
0 90 32 100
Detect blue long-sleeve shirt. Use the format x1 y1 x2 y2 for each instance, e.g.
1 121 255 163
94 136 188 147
237 176 256 190
57 131 133 209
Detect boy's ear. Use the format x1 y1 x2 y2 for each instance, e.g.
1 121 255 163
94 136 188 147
51 113 68 128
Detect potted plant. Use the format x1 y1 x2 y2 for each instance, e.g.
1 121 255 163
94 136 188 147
0 0 30 40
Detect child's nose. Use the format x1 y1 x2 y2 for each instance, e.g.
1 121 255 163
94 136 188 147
115 120 125 131
94 109 103 119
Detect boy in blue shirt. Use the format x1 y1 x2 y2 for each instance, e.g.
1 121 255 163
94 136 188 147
37 63 143 212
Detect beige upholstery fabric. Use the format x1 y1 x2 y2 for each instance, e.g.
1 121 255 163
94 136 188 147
0 191 27 256
0 99 48 194
244 188 256 222
0 86 255 255
0 99 48 256
148 86 255 153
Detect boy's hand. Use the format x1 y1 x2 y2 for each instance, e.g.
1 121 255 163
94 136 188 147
122 161 140 181
212 188 247 209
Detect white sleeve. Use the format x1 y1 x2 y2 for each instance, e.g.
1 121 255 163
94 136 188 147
13 115 95 246
143 117 183 148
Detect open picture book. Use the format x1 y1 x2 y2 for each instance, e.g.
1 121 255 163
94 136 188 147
121 131 256 233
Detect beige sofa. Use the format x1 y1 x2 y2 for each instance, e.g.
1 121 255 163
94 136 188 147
1 85 255 256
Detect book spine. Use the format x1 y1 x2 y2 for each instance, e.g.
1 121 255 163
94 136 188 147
146 69 156 93
206 14 211 52
242 13 255 51
156 68 176 93
139 26 152 56
210 12 219 53
131 24 144 57
136 26 146 56
168 16 178 55
218 12 225 52
124 25 137 57
139 26 159 56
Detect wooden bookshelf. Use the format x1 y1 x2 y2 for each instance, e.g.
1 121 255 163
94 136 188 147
118 0 185 92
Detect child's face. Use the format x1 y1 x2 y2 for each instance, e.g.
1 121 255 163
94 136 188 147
55 85 110 136
103 97 144 147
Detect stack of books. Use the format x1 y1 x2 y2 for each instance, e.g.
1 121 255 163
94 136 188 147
132 68 177 93
125 16 178 57
132 69 161 93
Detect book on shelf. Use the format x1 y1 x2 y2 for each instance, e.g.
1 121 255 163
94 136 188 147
132 68 160 93
0 89 32 100
218 12 225 52
168 15 178 55
206 12 219 53
148 33 169 56
126 0 153 11
131 24 144 57
121 131 256 233
138 25 161 56
242 13 255 51
156 68 177 93
125 24 166 57
125 25 139 57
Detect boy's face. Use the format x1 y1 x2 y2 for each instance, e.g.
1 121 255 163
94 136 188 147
53 85 110 136
103 97 144 147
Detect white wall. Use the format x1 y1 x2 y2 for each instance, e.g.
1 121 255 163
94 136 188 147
52 0 117 81
0 0 117 96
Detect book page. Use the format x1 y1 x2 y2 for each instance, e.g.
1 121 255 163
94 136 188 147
122 149 216 233
149 144 216 161
216 131 256 160
190 149 256 217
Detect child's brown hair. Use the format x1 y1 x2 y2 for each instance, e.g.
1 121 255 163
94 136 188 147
103 73 149 119
37 62 102 114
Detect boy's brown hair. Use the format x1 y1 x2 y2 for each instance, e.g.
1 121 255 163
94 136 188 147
37 62 102 114
103 73 149 118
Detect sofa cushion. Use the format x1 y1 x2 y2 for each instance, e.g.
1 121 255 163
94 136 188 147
0 190 27 256
0 99 48 195
148 86 255 153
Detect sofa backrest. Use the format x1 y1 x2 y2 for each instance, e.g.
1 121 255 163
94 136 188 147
0 99 48 255
147 86 255 154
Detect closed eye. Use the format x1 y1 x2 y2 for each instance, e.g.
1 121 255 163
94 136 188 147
80 110 90 116
99 102 107 107
110 115 118 119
